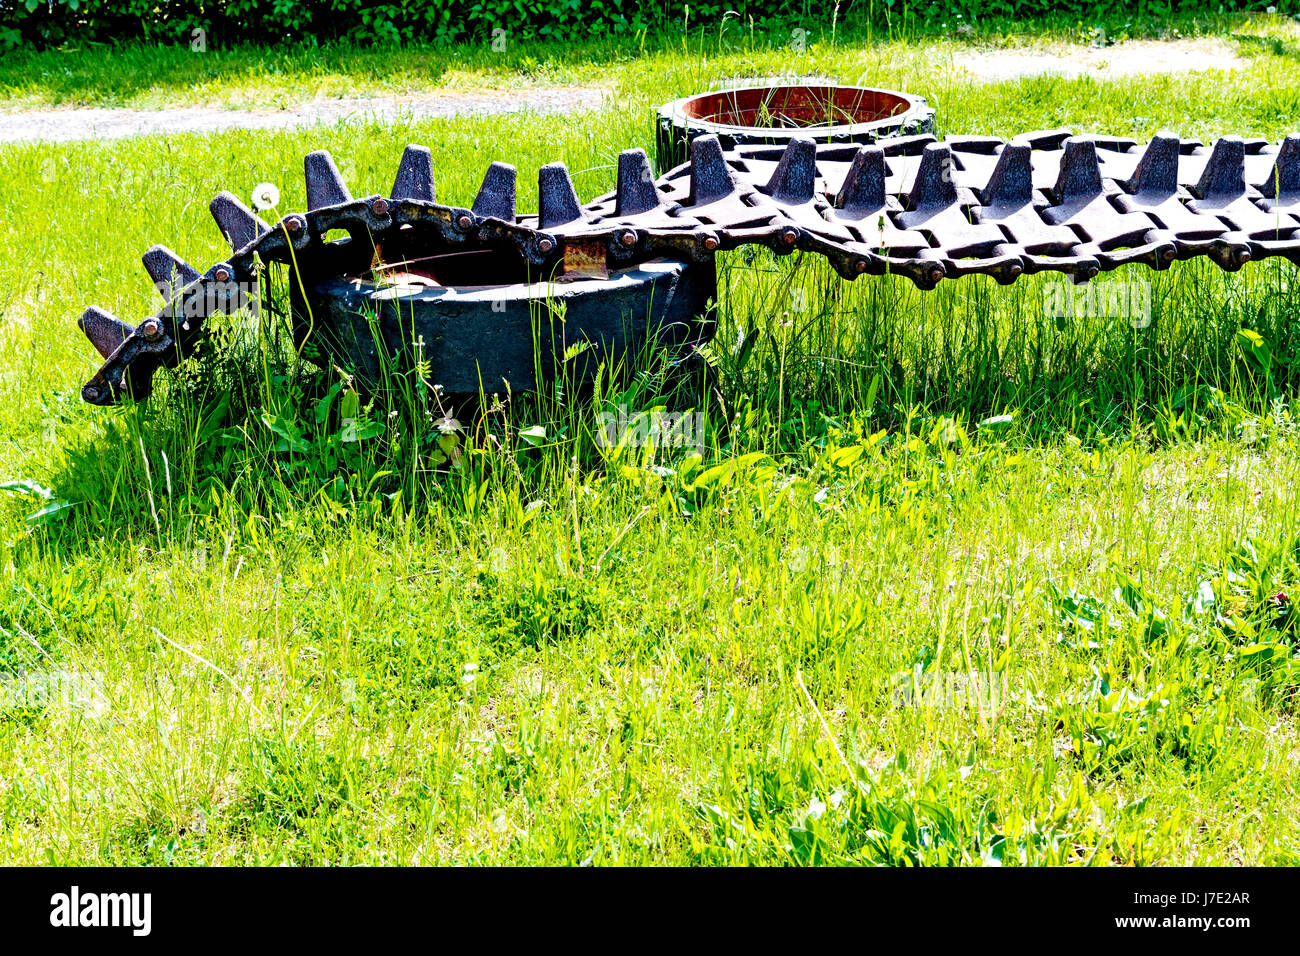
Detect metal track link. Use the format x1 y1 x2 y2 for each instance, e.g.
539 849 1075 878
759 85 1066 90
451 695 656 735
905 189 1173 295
78 129 1300 405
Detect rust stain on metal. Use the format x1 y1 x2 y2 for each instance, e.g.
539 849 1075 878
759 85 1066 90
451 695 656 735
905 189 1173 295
561 238 609 279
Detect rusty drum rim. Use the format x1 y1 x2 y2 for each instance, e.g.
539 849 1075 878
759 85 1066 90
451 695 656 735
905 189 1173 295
661 83 933 139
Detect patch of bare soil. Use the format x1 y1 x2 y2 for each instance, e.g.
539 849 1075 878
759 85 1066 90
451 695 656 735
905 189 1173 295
0 85 608 143
953 37 1248 81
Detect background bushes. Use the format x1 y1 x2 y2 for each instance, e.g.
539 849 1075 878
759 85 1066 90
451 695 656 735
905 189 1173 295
2 0 1294 51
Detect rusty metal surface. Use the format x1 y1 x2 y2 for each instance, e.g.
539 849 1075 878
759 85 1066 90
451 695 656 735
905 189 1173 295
78 128 1300 405
655 83 937 168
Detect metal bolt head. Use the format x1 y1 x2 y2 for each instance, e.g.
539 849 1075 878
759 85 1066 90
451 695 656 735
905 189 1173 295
285 216 304 234
703 236 719 251
620 231 636 247
213 267 231 282
458 215 473 229
82 382 103 403
854 259 867 273
538 238 554 254
372 198 389 216
140 318 163 341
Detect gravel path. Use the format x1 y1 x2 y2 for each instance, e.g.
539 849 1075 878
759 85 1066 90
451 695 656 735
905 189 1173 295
0 85 608 143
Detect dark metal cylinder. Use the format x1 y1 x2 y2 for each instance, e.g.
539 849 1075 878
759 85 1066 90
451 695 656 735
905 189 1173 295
293 258 717 396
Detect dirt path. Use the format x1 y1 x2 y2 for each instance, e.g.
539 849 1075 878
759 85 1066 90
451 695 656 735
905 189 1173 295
0 85 608 143
0 36 1261 144
952 37 1248 81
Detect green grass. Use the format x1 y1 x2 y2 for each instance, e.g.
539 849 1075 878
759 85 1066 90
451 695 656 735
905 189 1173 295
2 19 1300 865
